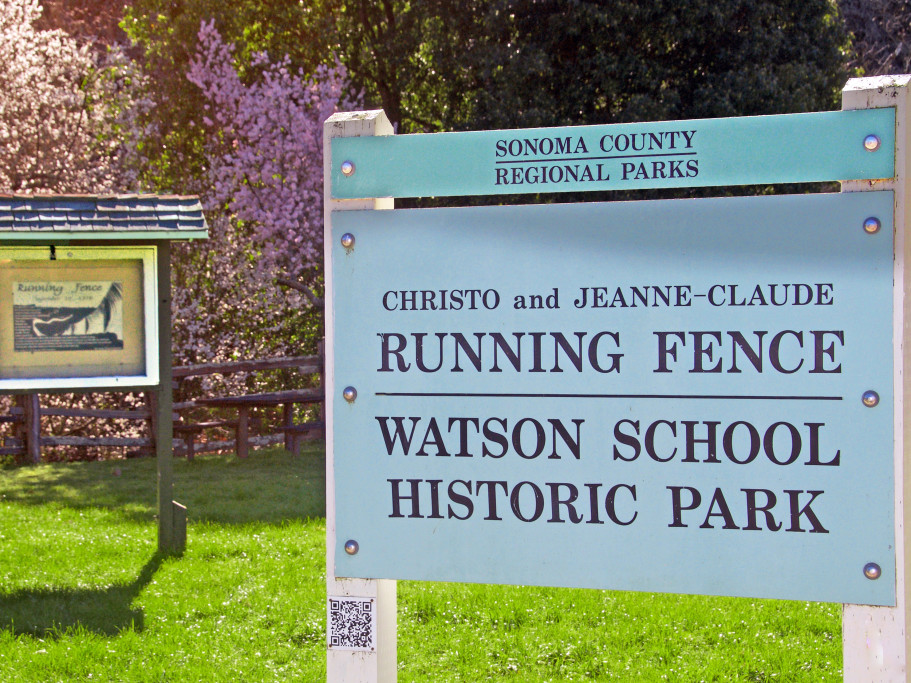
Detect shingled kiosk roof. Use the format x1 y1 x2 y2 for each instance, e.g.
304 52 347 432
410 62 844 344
0 194 208 241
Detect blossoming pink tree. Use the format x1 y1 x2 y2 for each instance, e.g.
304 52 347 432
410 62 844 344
179 21 358 367
0 0 141 194
0 0 148 457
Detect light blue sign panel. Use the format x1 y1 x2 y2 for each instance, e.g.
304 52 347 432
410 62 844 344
331 109 895 199
331 191 895 605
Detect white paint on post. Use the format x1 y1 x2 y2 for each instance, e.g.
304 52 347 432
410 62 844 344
324 110 397 683
842 74 911 682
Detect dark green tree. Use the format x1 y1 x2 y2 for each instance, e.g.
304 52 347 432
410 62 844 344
124 0 851 178
338 0 850 134
334 0 480 132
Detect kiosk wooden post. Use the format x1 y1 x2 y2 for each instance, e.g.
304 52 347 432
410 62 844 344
324 111 397 682
842 75 911 681
155 240 178 553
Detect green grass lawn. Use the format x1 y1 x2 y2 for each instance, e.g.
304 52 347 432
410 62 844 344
0 447 841 681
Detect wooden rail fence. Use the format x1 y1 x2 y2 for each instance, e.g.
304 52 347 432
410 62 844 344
0 352 324 462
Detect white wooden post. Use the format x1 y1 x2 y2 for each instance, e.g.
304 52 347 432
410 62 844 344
842 75 911 681
323 110 397 682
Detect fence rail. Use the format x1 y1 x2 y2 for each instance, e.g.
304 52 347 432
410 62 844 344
0 352 324 462
172 355 321 378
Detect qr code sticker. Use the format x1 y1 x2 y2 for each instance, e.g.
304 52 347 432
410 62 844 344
328 596 376 651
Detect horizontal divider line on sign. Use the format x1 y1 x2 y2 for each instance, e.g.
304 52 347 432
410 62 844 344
494 151 699 165
374 392 843 401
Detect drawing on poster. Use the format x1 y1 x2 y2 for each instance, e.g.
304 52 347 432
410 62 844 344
13 281 125 352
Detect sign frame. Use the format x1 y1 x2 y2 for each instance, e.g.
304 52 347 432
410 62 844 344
324 74 911 683
0 245 159 391
840 75 911 681
324 111 398 682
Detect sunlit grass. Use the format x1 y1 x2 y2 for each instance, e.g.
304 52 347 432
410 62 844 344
398 582 840 681
0 447 841 681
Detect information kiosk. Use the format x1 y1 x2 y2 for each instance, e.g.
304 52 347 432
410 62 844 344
0 194 208 552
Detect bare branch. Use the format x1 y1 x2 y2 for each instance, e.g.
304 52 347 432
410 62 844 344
275 276 325 309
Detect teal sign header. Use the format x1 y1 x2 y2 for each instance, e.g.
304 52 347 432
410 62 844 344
331 191 895 605
331 109 895 198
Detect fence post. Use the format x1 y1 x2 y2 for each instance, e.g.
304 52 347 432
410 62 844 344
841 75 911 681
13 396 24 456
318 339 325 441
324 110 397 682
24 394 40 463
146 390 158 452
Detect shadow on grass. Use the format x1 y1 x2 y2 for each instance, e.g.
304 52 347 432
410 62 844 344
0 552 168 637
0 447 326 524
0 455 157 523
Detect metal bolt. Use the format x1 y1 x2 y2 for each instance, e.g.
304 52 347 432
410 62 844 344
340 233 355 249
863 217 882 234
862 390 880 408
341 160 356 176
864 134 881 152
864 562 882 580
343 386 357 403
344 539 359 555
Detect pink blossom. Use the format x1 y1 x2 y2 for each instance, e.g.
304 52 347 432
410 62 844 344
176 20 358 364
0 0 145 193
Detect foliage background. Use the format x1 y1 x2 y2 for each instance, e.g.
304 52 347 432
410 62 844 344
9 0 904 358
1 0 910 458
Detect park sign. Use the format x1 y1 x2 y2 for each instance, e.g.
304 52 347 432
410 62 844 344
324 77 911 682
331 191 894 605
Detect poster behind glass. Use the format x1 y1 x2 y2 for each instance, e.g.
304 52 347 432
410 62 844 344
0 255 148 382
